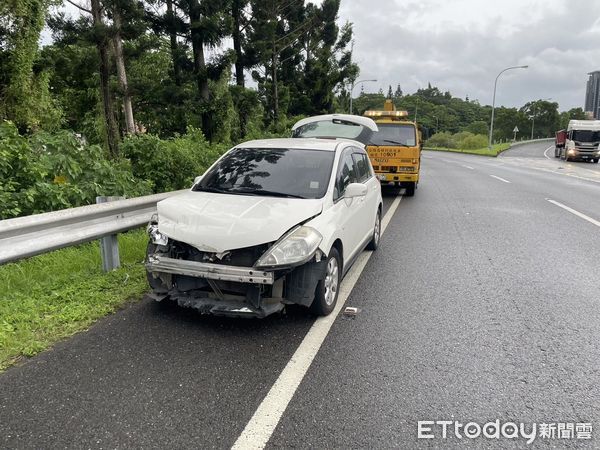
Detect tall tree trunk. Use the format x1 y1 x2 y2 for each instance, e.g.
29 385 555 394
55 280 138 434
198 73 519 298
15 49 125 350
166 0 181 86
271 44 278 123
232 0 244 87
188 0 209 102
112 7 136 135
188 0 211 138
91 0 120 158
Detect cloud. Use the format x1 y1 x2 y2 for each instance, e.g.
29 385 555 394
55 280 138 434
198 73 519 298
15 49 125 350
339 0 600 111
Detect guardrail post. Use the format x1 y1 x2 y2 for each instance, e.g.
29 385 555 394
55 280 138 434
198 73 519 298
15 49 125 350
96 196 124 272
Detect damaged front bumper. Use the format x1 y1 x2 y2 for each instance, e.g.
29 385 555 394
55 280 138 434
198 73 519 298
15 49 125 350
146 255 274 285
145 252 326 318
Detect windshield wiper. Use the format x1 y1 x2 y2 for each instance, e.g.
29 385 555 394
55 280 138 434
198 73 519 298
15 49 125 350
193 186 232 194
382 139 410 147
229 188 306 199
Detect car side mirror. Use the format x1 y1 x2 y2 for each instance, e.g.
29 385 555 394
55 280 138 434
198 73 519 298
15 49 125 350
344 183 367 198
193 175 203 186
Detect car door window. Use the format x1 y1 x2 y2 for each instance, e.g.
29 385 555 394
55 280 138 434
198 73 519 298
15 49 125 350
362 153 374 177
333 150 358 201
352 151 370 183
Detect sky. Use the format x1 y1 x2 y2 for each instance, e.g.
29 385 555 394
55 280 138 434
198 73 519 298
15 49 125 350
337 0 600 111
41 0 600 112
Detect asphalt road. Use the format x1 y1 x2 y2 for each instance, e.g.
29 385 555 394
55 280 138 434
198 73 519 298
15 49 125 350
1 141 599 449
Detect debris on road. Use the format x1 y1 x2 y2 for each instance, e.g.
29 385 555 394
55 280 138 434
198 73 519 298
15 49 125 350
343 307 359 317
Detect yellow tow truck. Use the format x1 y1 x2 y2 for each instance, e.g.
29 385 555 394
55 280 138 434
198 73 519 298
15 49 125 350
364 100 421 196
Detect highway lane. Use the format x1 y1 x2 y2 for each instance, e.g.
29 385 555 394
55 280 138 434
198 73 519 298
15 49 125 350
500 139 600 175
266 147 600 448
1 141 599 448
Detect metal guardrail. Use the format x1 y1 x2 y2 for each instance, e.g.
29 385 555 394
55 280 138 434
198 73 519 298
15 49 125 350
0 190 187 266
508 137 553 148
423 138 554 154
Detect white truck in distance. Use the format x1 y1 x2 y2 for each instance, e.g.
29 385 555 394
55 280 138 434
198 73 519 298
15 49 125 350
559 120 600 163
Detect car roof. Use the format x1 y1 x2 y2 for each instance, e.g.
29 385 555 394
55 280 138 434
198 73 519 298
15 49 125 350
235 137 363 152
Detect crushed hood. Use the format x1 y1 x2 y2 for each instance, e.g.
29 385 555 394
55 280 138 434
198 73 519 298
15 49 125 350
157 190 323 253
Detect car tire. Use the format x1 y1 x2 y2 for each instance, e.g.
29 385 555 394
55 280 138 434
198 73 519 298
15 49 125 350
366 210 381 251
404 182 416 196
310 247 341 316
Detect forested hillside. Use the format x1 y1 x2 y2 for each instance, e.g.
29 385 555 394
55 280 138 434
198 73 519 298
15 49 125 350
0 0 589 218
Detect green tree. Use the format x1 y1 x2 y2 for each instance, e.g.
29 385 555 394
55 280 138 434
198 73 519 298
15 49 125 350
0 0 62 131
559 107 587 129
520 100 559 139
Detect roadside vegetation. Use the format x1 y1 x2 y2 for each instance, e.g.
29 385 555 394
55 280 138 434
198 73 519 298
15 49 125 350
424 142 511 157
0 230 148 371
424 131 510 156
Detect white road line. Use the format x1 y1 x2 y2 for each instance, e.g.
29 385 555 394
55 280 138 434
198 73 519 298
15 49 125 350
232 196 403 450
462 165 474 170
543 145 554 160
490 175 511 183
546 199 600 228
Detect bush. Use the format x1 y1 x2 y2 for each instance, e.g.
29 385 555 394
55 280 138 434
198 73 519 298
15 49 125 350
460 134 488 149
426 131 455 148
426 131 488 150
121 127 228 193
0 121 153 219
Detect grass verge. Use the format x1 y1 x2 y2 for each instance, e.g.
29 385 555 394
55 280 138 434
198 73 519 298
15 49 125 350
0 229 148 371
423 142 511 156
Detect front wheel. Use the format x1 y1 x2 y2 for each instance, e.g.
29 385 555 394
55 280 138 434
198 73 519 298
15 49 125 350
366 210 381 251
310 247 341 316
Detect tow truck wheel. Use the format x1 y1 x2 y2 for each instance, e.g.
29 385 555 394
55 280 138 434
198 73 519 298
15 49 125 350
404 182 416 197
310 247 341 316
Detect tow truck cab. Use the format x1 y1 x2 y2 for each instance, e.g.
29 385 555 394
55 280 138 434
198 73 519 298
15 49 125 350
363 100 421 196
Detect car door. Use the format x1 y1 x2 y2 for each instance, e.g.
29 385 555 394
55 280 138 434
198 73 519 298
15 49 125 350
332 147 364 262
351 148 379 245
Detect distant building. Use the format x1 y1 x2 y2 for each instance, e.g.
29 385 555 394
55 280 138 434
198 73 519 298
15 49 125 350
584 71 600 118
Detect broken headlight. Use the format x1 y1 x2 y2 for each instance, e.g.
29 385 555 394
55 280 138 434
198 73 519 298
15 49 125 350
255 226 322 268
147 219 169 246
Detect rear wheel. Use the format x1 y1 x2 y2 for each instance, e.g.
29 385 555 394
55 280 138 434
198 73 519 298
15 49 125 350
404 182 416 197
366 210 381 251
310 247 341 316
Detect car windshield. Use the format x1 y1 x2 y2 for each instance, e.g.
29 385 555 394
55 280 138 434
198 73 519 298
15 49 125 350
194 147 335 199
369 123 416 146
572 130 600 142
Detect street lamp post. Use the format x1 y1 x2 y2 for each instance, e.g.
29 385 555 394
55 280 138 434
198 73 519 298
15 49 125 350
488 65 529 149
433 115 439 133
349 79 377 114
530 97 552 140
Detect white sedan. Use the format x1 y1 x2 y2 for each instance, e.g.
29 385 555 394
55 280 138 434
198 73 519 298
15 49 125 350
145 116 382 318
